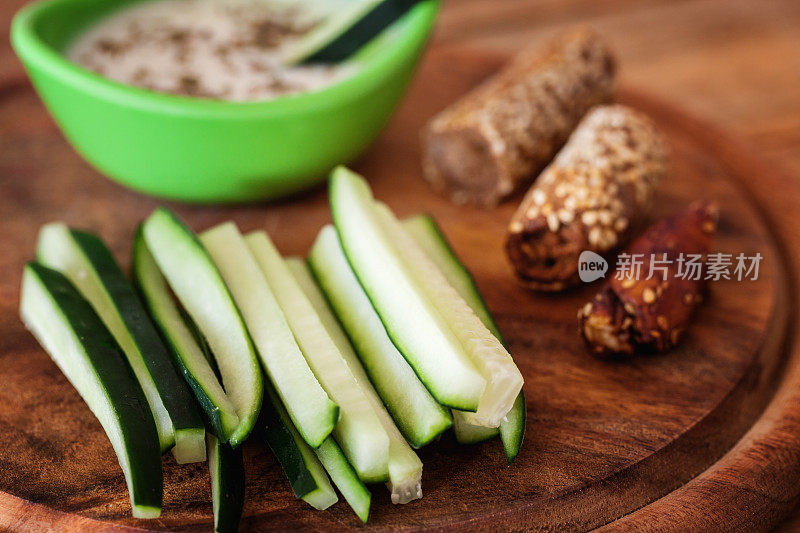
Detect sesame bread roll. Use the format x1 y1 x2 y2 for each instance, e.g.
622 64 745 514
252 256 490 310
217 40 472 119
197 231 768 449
422 27 616 207
505 104 668 291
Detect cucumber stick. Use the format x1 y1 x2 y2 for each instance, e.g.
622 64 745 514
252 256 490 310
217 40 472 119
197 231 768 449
20 263 162 518
36 223 204 460
329 167 486 412
258 381 337 511
373 201 523 427
132 230 241 444
402 214 526 463
287 258 423 504
314 437 371 522
282 0 419 65
207 433 245 533
255 346 369 521
308 226 452 448
142 207 262 447
245 231 389 483
200 222 338 448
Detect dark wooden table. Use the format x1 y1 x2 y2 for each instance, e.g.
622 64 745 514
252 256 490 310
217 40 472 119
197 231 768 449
2 0 799 530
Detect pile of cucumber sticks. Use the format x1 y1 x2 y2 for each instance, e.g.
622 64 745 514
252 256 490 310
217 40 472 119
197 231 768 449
19 166 525 530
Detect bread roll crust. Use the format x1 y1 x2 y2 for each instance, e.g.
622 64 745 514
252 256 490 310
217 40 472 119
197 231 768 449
506 104 668 291
422 27 617 207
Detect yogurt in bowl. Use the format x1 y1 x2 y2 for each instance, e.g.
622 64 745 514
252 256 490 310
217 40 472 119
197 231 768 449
67 0 356 102
11 0 439 202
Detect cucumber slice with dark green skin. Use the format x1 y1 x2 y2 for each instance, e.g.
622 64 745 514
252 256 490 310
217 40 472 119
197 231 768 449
374 202 522 427
287 258 422 504
142 207 263 447
200 222 338 449
208 433 245 533
258 381 338 510
36 223 204 460
329 167 486 412
402 214 526 463
20 263 162 519
499 389 526 464
245 231 389 483
307 227 451 448
283 0 421 65
314 437 371 522
132 228 241 444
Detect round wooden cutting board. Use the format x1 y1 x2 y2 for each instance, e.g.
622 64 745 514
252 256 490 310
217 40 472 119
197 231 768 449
1 47 799 532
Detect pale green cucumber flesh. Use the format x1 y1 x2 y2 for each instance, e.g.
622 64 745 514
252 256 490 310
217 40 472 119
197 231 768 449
208 433 245 533
142 207 263 447
172 428 207 464
20 264 162 518
307 226 452 448
258 381 338 510
132 228 241 443
200 222 337 449
452 411 499 444
402 214 526 461
245 231 389 483
314 438 371 522
35 223 207 453
288 258 423 504
329 166 486 411
401 214 502 339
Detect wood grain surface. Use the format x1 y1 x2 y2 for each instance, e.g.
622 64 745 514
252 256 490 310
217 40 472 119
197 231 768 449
2 0 800 531
0 44 798 530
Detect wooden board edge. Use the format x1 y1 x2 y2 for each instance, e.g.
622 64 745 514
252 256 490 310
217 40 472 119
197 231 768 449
595 90 800 532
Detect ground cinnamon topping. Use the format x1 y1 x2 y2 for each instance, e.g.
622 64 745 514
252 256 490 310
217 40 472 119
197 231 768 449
68 0 355 101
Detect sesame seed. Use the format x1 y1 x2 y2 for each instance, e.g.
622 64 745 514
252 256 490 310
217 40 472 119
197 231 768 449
602 228 617 248
547 213 560 232
588 226 602 246
643 288 656 303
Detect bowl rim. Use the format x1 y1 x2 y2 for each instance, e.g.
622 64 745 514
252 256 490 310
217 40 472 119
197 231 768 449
10 0 440 118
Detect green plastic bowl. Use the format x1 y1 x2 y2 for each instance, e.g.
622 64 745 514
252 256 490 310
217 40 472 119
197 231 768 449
11 0 439 202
